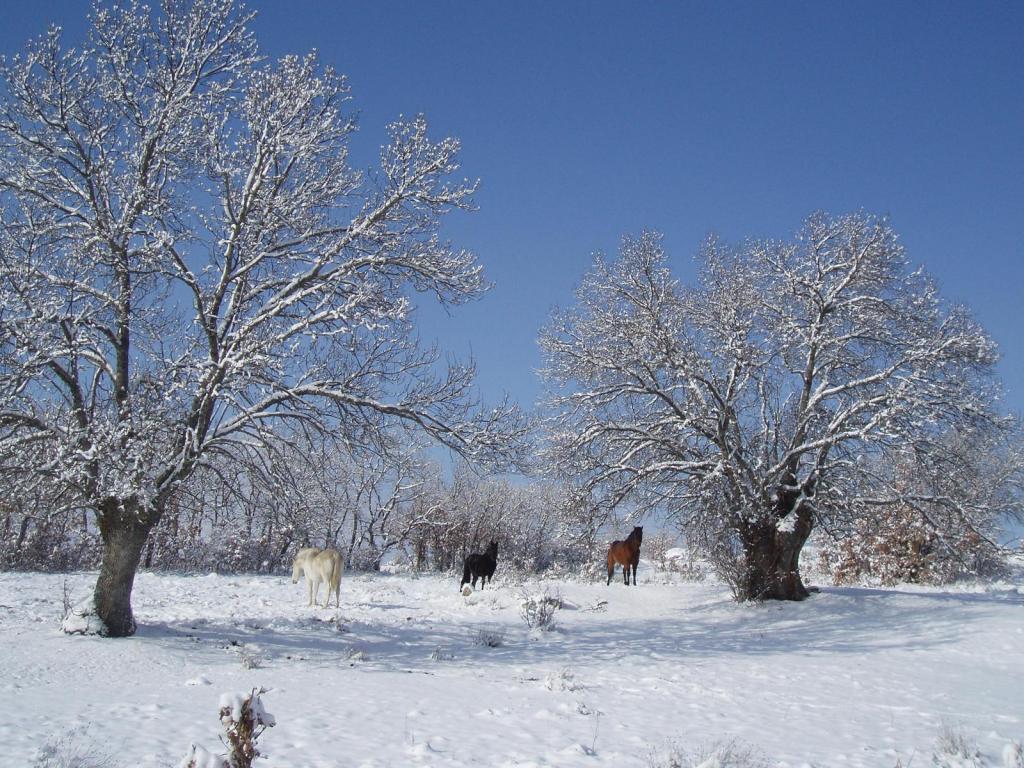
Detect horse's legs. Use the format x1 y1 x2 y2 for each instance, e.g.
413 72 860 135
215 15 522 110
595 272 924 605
631 560 638 585
307 577 314 606
623 565 629 586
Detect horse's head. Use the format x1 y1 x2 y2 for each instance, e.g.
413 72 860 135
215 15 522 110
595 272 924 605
489 540 499 555
291 558 303 583
633 526 643 543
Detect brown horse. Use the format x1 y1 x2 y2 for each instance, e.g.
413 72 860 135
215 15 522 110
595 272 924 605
607 526 643 586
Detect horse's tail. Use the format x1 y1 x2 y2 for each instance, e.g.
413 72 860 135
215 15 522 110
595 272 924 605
606 547 615 585
460 557 471 589
330 552 344 594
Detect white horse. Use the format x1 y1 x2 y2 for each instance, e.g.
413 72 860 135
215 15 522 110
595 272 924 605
291 547 344 608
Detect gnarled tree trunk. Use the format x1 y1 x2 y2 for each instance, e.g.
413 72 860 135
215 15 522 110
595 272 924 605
739 503 814 601
94 498 159 637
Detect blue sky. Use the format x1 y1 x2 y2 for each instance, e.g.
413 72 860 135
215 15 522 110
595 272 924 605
3 1 1022 415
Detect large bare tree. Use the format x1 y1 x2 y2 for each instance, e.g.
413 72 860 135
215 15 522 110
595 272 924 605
0 0 524 635
540 213 1003 600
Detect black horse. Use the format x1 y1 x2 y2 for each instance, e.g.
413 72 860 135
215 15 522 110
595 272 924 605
460 540 499 590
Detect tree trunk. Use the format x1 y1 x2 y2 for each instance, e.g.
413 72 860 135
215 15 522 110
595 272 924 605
16 516 31 552
94 498 156 637
143 535 155 569
740 511 813 601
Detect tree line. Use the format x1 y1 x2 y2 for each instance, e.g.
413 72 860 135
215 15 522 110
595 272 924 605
0 436 600 578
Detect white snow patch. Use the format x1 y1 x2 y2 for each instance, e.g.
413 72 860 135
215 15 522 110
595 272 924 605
218 691 275 727
60 595 108 636
179 742 228 768
775 513 797 533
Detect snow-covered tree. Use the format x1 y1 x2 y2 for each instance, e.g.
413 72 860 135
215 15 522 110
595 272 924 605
540 213 1003 600
0 0 524 635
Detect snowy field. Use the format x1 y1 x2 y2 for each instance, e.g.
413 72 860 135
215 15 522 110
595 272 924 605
1 565 1022 767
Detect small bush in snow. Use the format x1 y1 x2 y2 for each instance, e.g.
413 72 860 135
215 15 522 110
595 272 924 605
932 723 983 767
647 739 771 768
31 729 112 768
644 533 717 584
659 545 709 582
474 628 505 648
543 667 581 692
520 589 561 631
345 648 369 662
430 647 455 661
240 653 264 670
181 687 275 768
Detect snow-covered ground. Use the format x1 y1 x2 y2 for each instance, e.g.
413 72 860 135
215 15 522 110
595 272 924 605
1 564 1022 767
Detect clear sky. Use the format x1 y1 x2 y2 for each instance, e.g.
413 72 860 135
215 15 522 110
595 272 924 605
3 1 1022 415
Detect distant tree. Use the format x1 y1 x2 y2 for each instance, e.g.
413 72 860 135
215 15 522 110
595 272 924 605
540 213 1003 600
399 464 598 574
0 0 524 635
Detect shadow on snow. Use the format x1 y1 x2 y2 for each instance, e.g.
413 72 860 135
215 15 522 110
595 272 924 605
132 580 1019 672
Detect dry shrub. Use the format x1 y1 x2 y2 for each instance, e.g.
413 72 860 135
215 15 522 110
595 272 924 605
931 722 983 767
181 688 275 768
520 589 561 631
473 628 505 648
820 504 1005 586
647 738 771 768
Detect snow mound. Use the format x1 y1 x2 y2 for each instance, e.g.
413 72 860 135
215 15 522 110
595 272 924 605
60 595 109 636
543 667 581 692
180 742 228 768
218 691 276 727
1002 742 1024 768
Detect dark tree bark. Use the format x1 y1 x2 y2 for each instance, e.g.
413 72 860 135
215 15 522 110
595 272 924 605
737 476 816 601
144 537 155 569
16 516 30 552
94 499 159 637
414 538 426 570
740 518 813 600
274 535 292 573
